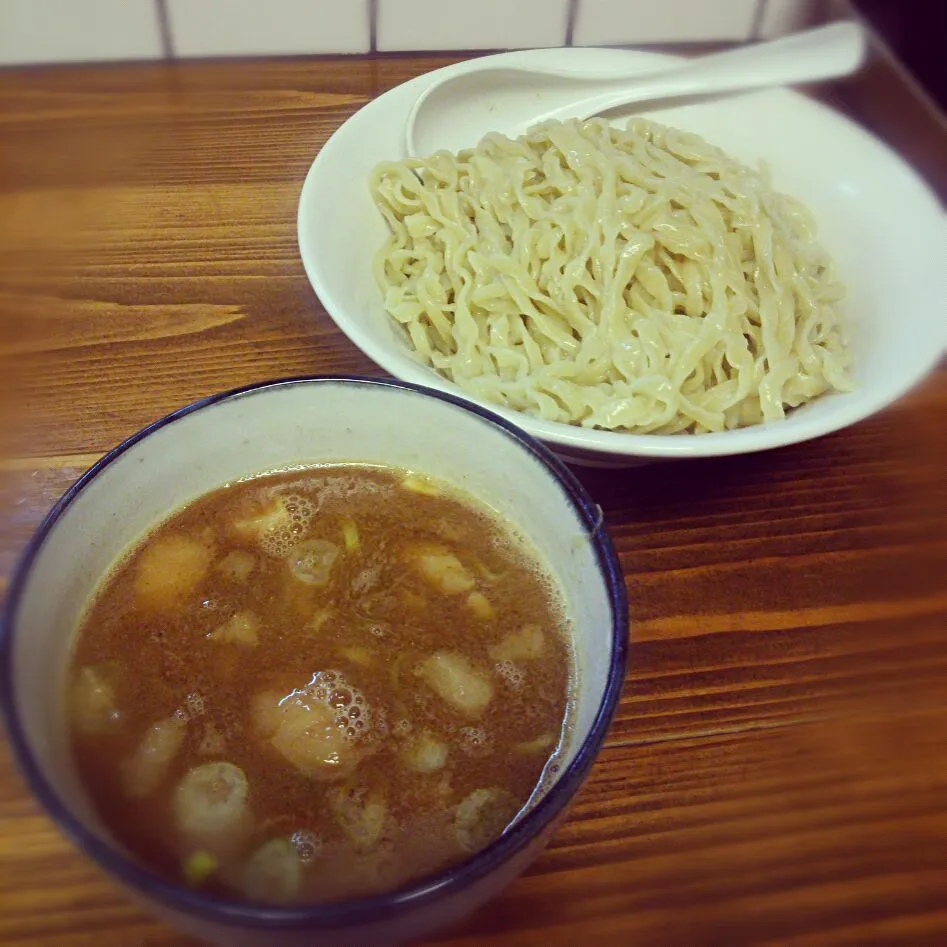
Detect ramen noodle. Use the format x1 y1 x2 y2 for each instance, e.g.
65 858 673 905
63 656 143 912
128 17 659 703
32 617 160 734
370 118 852 434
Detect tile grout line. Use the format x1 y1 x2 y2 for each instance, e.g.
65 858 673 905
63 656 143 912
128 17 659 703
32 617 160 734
750 0 768 40
154 0 175 59
369 0 379 53
565 0 580 46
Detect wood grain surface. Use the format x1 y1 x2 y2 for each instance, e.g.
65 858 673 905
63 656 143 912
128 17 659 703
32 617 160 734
1 50 946 947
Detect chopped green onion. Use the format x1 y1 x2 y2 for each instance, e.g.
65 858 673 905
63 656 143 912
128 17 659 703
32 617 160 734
341 519 360 552
183 850 218 886
401 474 439 497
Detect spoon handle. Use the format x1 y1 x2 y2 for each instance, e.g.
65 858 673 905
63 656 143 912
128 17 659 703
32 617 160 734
541 22 867 125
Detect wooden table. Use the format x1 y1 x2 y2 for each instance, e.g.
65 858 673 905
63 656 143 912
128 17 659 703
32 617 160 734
1 50 945 947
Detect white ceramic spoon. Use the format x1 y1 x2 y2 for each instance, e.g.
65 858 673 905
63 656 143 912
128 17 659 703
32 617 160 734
406 22 866 156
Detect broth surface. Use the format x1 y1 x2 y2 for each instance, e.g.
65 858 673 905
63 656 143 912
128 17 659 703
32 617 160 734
68 465 571 903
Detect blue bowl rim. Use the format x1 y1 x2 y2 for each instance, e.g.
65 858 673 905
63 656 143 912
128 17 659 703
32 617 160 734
0 374 629 930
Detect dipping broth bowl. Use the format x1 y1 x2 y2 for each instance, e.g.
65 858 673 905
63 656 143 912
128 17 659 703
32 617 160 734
0 376 627 947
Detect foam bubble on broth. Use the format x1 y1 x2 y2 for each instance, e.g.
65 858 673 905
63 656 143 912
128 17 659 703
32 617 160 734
458 727 492 756
291 831 323 864
272 670 375 738
307 669 376 744
495 660 525 690
256 492 315 558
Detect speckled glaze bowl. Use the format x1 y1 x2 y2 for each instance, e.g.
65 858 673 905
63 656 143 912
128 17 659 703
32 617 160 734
0 376 627 946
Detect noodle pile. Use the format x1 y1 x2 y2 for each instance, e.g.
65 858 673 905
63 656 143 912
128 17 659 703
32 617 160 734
370 118 852 434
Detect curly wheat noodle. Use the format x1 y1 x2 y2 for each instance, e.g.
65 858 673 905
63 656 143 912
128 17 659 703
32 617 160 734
369 118 853 434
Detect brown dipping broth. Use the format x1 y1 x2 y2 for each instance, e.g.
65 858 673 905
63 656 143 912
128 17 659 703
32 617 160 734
67 465 572 903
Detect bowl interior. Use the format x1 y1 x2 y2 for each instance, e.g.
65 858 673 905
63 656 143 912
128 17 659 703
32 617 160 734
3 378 624 905
298 48 947 459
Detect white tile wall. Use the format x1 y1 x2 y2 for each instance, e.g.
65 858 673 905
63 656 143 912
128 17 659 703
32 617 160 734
377 0 570 52
166 0 370 57
0 0 162 65
0 0 825 65
574 0 759 47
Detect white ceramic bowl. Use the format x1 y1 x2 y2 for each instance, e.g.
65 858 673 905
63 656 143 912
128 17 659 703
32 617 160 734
0 376 627 947
297 47 947 467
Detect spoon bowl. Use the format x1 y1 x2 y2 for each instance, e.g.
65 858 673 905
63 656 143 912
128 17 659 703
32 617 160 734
406 22 866 156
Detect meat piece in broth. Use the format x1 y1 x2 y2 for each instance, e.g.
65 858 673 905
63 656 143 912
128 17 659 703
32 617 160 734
231 496 293 543
454 788 520 853
410 544 475 594
329 786 388 852
209 610 260 646
215 550 256 583
287 539 339 587
239 838 303 903
230 492 315 558
133 534 214 611
488 625 546 662
418 652 493 717
466 591 495 619
173 761 250 852
401 731 448 773
255 692 355 780
122 715 187 797
70 665 122 736
253 671 374 781
516 733 556 755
